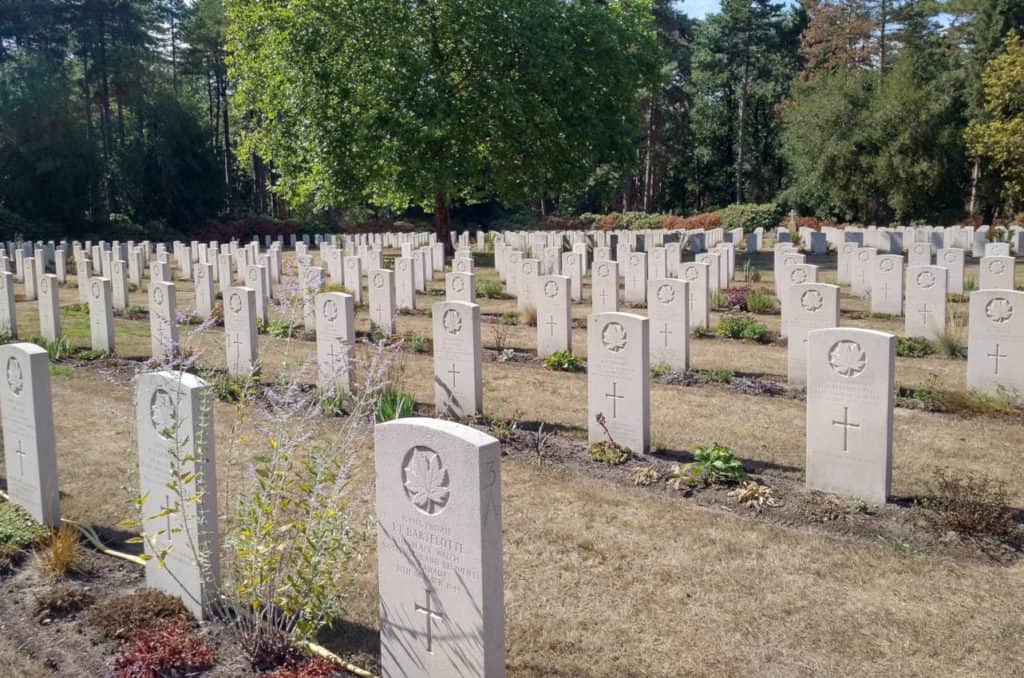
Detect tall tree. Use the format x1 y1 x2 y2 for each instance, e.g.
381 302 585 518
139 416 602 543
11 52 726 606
227 0 660 241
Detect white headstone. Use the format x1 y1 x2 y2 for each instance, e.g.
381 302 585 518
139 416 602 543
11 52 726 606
445 271 476 304
149 281 179 361
315 292 355 394
979 256 1015 290
38 274 61 342
432 301 482 417
870 255 904 315
785 283 839 386
0 343 59 526
536 275 571 359
587 312 649 454
937 248 965 295
591 260 619 314
647 279 689 371
678 262 710 330
806 328 894 503
904 266 947 341
135 370 219 619
369 269 397 336
88 277 115 353
967 290 1023 402
374 418 504 678
0 271 16 338
224 287 258 375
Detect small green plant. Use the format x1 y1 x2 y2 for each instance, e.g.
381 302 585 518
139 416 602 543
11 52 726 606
499 313 519 326
847 497 872 514
121 304 147 319
896 336 935 358
716 314 771 343
266 319 300 338
699 368 734 384
31 335 72 361
964 275 978 292
692 325 713 338
498 348 517 362
476 279 508 299
588 413 631 465
490 409 522 443
650 362 671 378
375 390 415 422
677 443 748 486
202 365 261 402
62 303 89 318
744 289 776 314
544 350 583 372
710 289 729 310
409 335 429 353
882 537 915 554
74 348 109 361
0 502 50 551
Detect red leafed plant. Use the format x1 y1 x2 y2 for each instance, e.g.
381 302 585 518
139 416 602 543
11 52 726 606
268 657 344 678
724 285 752 309
113 619 216 678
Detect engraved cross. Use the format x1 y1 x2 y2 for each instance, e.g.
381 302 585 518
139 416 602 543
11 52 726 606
447 362 460 388
831 406 860 452
988 343 1008 375
14 439 26 478
605 382 624 419
545 315 557 337
660 323 672 347
415 589 444 653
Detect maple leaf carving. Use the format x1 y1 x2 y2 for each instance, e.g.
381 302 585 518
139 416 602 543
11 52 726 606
829 341 866 377
404 449 450 514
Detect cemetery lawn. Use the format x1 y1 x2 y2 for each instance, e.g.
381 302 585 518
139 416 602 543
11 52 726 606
2 251 1023 676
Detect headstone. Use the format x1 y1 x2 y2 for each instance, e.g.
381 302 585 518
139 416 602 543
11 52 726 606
0 272 16 338
591 260 619 314
561 252 584 302
135 371 219 619
587 312 650 454
315 292 355 394
979 256 1015 290
374 418 504 678
904 266 947 341
937 248 965 295
38 274 61 342
22 257 36 301
623 253 648 305
395 257 417 311
302 266 325 330
432 301 482 417
694 251 721 293
908 241 931 267
445 271 476 304
678 262 710 330
837 243 858 284
647 279 689 371
870 255 903 315
344 256 363 304
851 247 876 298
369 269 397 336
194 263 215 319
0 343 59 526
536 275 571 359
967 290 1024 402
785 283 839 386
88 277 115 353
149 281 179 361
805 328 894 503
224 287 258 375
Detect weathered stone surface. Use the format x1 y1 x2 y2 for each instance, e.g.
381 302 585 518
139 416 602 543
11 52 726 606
647 279 689 371
591 260 619 314
224 287 258 375
315 292 355 393
904 266 947 341
536 275 571 359
785 283 839 386
432 301 482 417
678 262 710 330
587 312 649 454
967 290 1024 403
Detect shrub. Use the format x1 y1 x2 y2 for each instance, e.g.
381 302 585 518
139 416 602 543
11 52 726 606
896 336 935 358
114 619 216 678
87 589 191 641
544 350 583 372
588 413 631 465
724 285 752 309
375 390 415 422
716 314 771 343
699 368 734 384
38 523 84 580
269 657 345 678
745 289 776 314
476 279 507 299
675 443 748 486
409 335 429 353
266 319 300 338
922 468 1016 540
33 584 95 621
597 212 622 230
202 366 261 402
662 212 721 231
650 363 671 378
499 313 519 326
0 501 49 551
31 335 72 362
936 325 966 359
490 410 522 443
718 203 781 233
964 275 978 292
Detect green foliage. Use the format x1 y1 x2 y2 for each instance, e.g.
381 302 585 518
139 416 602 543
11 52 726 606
490 410 522 443
62 303 89 318
375 390 415 422
544 350 583 372
676 443 748 486
476 279 508 299
716 314 772 343
588 440 632 465
228 0 660 222
935 329 967 359
650 362 671 378
699 368 734 384
896 336 936 358
744 289 777 314
202 366 261 402
31 335 72 362
266 319 300 339
0 501 50 551
500 313 520 326
409 335 429 353
965 31 1024 212
718 203 781 233
692 325 713 338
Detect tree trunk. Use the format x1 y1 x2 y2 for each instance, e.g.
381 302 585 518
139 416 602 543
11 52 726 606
879 0 888 74
643 96 657 212
253 153 268 214
220 73 232 202
434 192 452 252
968 159 980 216
735 62 750 205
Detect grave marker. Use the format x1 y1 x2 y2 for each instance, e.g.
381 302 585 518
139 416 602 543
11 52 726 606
432 301 482 417
315 292 355 394
587 312 650 454
647 279 689 371
967 290 1024 402
536 275 571 359
224 287 258 375
905 266 947 341
785 283 839 386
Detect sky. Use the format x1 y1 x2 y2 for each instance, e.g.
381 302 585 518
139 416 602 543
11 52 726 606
675 0 800 19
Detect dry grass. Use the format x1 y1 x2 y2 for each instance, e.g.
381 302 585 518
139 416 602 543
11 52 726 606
3 251 1024 676
0 634 53 676
36 523 84 580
